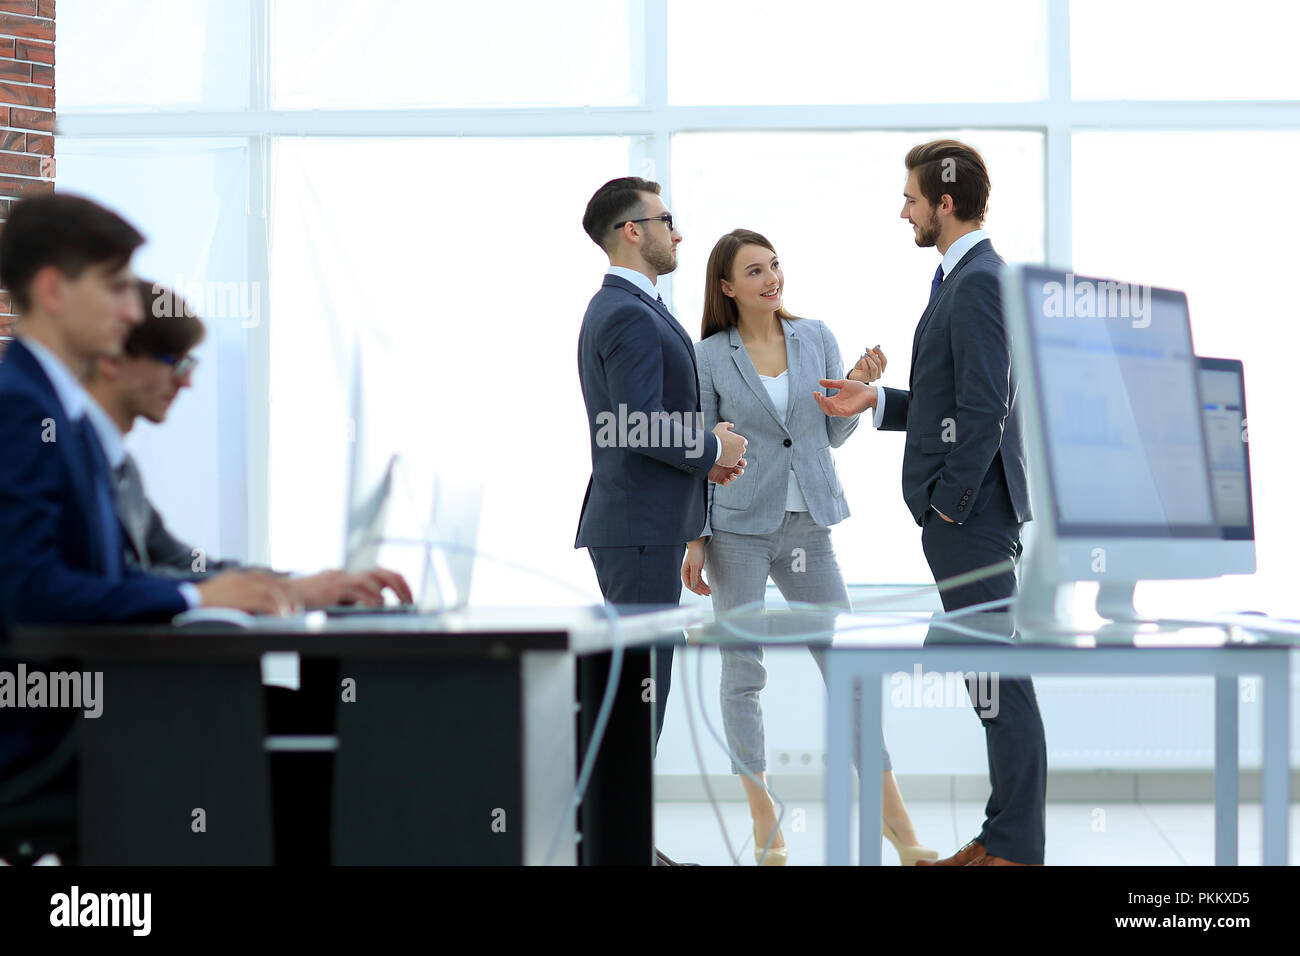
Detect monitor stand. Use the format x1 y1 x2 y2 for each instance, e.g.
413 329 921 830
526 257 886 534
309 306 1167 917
1095 581 1140 621
1092 582 1149 642
1013 573 1146 643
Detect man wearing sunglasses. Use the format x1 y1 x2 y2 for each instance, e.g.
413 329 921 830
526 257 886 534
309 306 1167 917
576 177 748 866
82 280 412 609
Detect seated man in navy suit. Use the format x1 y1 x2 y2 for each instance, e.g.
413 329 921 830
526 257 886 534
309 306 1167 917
0 194 294 863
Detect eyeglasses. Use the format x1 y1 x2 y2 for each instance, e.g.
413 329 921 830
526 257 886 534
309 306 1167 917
613 212 674 233
155 353 198 380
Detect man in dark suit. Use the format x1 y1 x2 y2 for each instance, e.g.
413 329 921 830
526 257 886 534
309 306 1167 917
575 177 747 864
815 141 1048 866
0 195 295 863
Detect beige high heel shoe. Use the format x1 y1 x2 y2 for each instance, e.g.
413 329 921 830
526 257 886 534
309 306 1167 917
882 820 939 866
754 824 788 866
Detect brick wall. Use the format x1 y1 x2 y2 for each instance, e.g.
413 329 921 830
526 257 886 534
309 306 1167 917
0 0 55 356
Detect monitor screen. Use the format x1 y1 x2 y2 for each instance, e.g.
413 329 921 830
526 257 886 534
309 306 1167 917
1197 357 1254 540
1019 266 1219 538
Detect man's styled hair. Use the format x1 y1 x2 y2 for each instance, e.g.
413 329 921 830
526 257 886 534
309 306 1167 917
127 280 205 358
904 140 991 225
0 193 146 313
582 176 661 252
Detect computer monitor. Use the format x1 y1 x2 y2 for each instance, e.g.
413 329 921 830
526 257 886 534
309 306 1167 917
340 336 481 612
1196 356 1255 573
1002 264 1238 625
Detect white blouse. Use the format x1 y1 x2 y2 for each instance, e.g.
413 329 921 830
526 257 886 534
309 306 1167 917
757 369 810 513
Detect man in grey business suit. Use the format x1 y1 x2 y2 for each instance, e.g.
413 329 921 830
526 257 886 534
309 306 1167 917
81 280 413 863
816 140 1048 866
83 281 410 608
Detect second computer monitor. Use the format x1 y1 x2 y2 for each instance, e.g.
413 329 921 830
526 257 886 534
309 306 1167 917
1197 356 1255 574
1002 264 1237 622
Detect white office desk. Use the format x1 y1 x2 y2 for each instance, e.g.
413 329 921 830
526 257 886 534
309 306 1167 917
700 610 1292 866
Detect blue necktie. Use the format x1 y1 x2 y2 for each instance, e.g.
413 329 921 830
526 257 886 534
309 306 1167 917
657 293 666 307
928 264 945 304
72 416 125 581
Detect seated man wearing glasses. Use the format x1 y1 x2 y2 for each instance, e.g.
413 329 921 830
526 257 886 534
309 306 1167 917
82 280 411 609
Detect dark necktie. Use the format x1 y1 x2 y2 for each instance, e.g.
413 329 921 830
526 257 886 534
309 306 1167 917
72 416 125 581
657 293 666 308
114 453 152 570
929 264 945 304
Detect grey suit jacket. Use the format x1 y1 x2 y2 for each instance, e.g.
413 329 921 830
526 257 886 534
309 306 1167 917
877 238 1032 526
696 318 859 536
113 453 244 580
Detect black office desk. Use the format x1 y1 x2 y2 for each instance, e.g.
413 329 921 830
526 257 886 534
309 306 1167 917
11 606 699 865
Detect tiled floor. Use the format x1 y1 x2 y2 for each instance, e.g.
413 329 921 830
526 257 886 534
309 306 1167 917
655 800 1300 865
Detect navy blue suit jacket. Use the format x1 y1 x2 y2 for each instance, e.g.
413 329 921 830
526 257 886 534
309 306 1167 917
878 240 1032 526
0 339 190 777
0 339 188 635
575 274 719 548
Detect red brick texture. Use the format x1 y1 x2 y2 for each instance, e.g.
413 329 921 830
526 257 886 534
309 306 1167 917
0 0 53 350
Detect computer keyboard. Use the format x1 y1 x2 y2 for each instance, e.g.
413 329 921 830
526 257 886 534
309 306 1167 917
321 603 419 617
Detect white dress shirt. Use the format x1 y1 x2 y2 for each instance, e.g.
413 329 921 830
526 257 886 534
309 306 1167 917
868 230 988 520
22 336 90 423
83 393 127 472
605 266 722 465
757 369 810 512
871 228 988 430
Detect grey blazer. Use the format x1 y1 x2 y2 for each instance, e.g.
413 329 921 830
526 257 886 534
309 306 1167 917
696 317 859 536
114 452 251 580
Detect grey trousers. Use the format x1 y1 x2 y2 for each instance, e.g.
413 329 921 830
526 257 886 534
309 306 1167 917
705 511 892 775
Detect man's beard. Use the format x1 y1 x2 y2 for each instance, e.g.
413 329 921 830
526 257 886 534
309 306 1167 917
642 234 678 275
913 207 942 248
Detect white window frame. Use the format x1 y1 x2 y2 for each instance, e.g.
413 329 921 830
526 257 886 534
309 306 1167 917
54 0 1300 573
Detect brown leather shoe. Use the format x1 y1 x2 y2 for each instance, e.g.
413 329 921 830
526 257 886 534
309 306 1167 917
915 838 984 866
967 852 1041 866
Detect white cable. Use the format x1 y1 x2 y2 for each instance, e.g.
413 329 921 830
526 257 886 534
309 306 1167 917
366 537 1022 866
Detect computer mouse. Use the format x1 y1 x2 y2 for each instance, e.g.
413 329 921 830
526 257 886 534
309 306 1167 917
172 608 256 629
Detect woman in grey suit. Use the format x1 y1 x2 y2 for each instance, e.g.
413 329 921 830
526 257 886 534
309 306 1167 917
681 229 934 865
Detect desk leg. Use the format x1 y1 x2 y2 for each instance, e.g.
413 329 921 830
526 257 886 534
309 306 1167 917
1261 651 1290 866
826 657 854 866
858 669 883 866
522 651 576 865
1213 674 1238 866
576 647 654 865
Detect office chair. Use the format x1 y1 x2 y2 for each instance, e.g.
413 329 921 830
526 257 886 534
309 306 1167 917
0 728 78 865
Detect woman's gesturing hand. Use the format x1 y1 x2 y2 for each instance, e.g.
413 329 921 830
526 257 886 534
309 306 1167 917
847 345 887 383
681 538 711 596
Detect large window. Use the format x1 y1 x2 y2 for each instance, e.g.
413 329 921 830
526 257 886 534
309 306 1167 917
53 138 252 561
1072 130 1300 616
268 136 630 602
671 130 1044 583
54 0 1300 610
667 0 1048 105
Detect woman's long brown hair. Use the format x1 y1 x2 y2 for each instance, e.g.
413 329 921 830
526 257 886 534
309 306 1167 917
700 228 800 340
